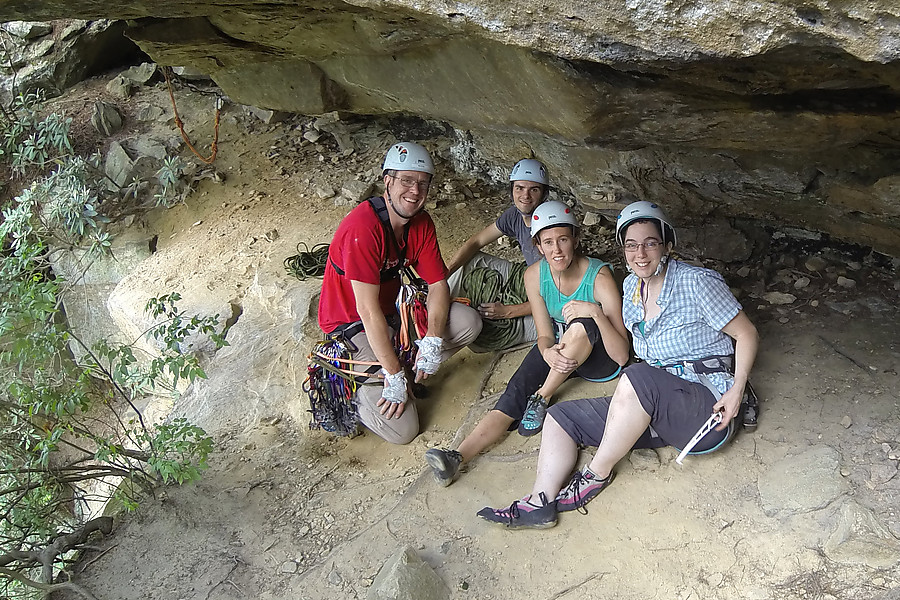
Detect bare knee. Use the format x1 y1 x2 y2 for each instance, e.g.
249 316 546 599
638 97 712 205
559 320 588 346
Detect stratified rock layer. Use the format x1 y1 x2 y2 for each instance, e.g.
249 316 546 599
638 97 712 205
1 1 898 254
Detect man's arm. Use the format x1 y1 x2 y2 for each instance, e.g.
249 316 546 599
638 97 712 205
424 279 451 340
351 280 407 418
446 223 503 275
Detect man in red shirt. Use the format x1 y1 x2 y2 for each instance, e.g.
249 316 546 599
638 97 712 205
318 142 482 444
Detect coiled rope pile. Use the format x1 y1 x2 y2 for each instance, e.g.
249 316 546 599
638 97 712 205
460 262 528 351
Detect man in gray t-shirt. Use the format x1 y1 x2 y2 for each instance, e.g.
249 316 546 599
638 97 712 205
446 159 550 348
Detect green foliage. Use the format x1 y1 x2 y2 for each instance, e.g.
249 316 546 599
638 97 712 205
153 156 189 208
0 83 220 598
1 91 72 176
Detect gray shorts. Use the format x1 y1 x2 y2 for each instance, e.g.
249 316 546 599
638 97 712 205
549 361 730 453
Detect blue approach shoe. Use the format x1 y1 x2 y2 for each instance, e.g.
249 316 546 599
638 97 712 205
518 393 548 437
476 492 558 530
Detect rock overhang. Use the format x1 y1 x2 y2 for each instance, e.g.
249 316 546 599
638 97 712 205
1 0 899 256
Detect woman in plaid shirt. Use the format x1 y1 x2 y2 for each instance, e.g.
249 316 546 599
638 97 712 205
478 201 759 530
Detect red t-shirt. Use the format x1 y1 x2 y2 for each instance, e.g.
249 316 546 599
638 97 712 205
318 198 449 333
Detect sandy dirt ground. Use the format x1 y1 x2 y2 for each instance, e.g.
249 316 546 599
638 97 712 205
49 77 900 600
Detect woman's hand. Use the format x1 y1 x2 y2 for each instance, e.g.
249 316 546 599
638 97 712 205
541 342 579 374
561 300 599 324
713 385 742 430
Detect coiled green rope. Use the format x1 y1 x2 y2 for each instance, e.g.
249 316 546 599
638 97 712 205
284 242 330 280
462 262 528 351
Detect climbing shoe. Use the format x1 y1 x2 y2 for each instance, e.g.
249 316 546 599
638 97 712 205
555 465 615 513
424 448 462 487
477 492 558 530
518 393 548 437
741 382 760 431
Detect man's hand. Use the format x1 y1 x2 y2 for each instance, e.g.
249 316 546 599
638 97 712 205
378 369 408 419
541 342 578 374
713 385 742 431
478 302 514 320
561 300 599 324
414 336 443 382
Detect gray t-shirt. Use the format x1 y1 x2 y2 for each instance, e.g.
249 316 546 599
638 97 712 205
495 206 542 265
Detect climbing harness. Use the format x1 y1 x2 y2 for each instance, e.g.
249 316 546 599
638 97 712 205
163 66 221 164
460 262 528 350
284 242 330 280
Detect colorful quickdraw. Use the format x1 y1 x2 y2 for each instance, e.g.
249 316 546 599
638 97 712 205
304 338 379 437
394 268 429 367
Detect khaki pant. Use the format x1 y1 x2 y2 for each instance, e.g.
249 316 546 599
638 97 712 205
347 302 481 444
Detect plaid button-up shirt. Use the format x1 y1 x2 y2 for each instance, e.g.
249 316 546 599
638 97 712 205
622 259 742 394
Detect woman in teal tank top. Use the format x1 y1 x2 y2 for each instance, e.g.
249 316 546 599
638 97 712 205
424 202 630 489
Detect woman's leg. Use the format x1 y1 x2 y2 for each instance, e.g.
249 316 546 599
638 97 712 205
456 410 516 461
529 414 581 500
587 373 652 478
534 321 593 400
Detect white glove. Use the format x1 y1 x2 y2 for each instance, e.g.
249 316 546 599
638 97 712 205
415 336 443 375
381 369 408 404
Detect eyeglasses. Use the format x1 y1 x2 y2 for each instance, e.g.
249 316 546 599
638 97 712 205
623 241 663 252
391 175 431 191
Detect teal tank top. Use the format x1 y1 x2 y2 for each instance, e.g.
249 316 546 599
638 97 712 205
539 257 610 325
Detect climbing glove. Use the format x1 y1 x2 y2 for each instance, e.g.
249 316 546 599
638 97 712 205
414 336 444 375
381 369 408 404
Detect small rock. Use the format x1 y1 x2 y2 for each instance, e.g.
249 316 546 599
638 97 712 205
120 62 157 86
90 101 123 136
736 266 751 278
303 130 322 143
810 300 819 307
778 317 789 324
341 179 372 204
840 467 851 477
314 185 336 200
583 211 600 226
840 415 852 428
280 561 299 574
136 104 165 122
106 75 134 99
763 291 796 305
837 276 856 289
882 443 892 454
246 106 288 124
805 256 828 272
794 276 810 289
327 569 343 586
455 202 467 209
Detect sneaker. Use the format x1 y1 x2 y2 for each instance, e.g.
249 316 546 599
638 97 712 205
518 393 548 437
555 465 615 513
424 448 462 487
476 492 558 530
741 383 759 431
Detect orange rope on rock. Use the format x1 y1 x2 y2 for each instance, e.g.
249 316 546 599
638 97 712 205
163 66 221 164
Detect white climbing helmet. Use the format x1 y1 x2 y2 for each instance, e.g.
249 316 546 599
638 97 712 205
615 200 677 247
530 200 578 238
382 142 434 175
509 158 549 185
